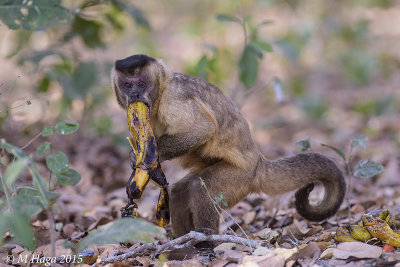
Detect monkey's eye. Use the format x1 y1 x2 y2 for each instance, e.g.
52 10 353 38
138 81 146 88
124 82 132 88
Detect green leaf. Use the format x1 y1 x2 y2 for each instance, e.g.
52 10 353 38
77 218 165 252
56 168 81 186
215 14 240 23
295 137 310 153
0 0 72 31
37 141 51 156
10 187 44 217
252 40 273 52
55 222 63 232
28 167 49 208
351 135 367 150
199 177 205 186
4 158 28 190
71 62 97 98
353 159 385 179
55 121 79 135
321 144 346 161
195 55 208 79
46 191 60 202
111 0 150 29
45 151 69 174
62 240 75 249
42 126 53 137
37 75 51 93
239 44 262 88
1 139 27 159
70 15 104 48
0 213 35 250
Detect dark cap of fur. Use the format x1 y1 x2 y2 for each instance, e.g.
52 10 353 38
115 54 156 73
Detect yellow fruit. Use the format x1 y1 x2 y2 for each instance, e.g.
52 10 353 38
334 227 357 242
347 225 372 242
126 102 158 193
362 214 400 248
127 102 158 168
126 102 170 227
368 209 394 226
356 209 394 227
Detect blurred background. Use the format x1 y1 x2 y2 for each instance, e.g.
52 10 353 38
0 0 399 230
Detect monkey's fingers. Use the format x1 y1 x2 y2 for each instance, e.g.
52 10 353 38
120 198 138 218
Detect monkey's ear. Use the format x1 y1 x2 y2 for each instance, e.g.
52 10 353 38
155 59 172 83
111 67 126 108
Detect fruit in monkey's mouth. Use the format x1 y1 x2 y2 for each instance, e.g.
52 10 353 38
122 102 170 227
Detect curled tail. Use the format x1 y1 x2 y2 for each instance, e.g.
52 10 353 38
258 152 346 221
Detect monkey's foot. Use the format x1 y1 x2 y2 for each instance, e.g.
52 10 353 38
120 199 138 218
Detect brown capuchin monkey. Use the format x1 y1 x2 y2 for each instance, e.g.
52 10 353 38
111 54 346 237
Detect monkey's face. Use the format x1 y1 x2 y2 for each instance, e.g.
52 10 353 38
112 55 160 110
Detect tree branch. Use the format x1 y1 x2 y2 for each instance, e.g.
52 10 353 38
97 231 262 265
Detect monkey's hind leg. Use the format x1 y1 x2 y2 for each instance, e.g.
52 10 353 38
169 174 196 237
170 161 251 237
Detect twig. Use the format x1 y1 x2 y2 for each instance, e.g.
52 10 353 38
98 231 261 265
0 75 20 97
199 177 251 245
266 196 280 227
21 130 43 150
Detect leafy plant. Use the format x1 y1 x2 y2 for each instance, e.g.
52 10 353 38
2 0 150 117
0 121 80 250
0 0 72 31
295 137 310 153
216 13 273 88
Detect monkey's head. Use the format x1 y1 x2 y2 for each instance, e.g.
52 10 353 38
111 54 171 110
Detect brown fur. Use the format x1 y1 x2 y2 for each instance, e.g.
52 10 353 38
112 54 346 237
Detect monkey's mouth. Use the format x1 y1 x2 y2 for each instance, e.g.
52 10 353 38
127 91 150 108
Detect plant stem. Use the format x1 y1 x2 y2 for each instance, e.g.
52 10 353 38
239 1 248 47
0 167 11 210
21 130 43 150
199 178 252 250
47 209 56 260
345 146 354 223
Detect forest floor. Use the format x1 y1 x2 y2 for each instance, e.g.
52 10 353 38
1 77 400 267
2 117 400 267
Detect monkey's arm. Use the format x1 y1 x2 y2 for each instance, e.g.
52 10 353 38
157 98 217 162
157 132 209 161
